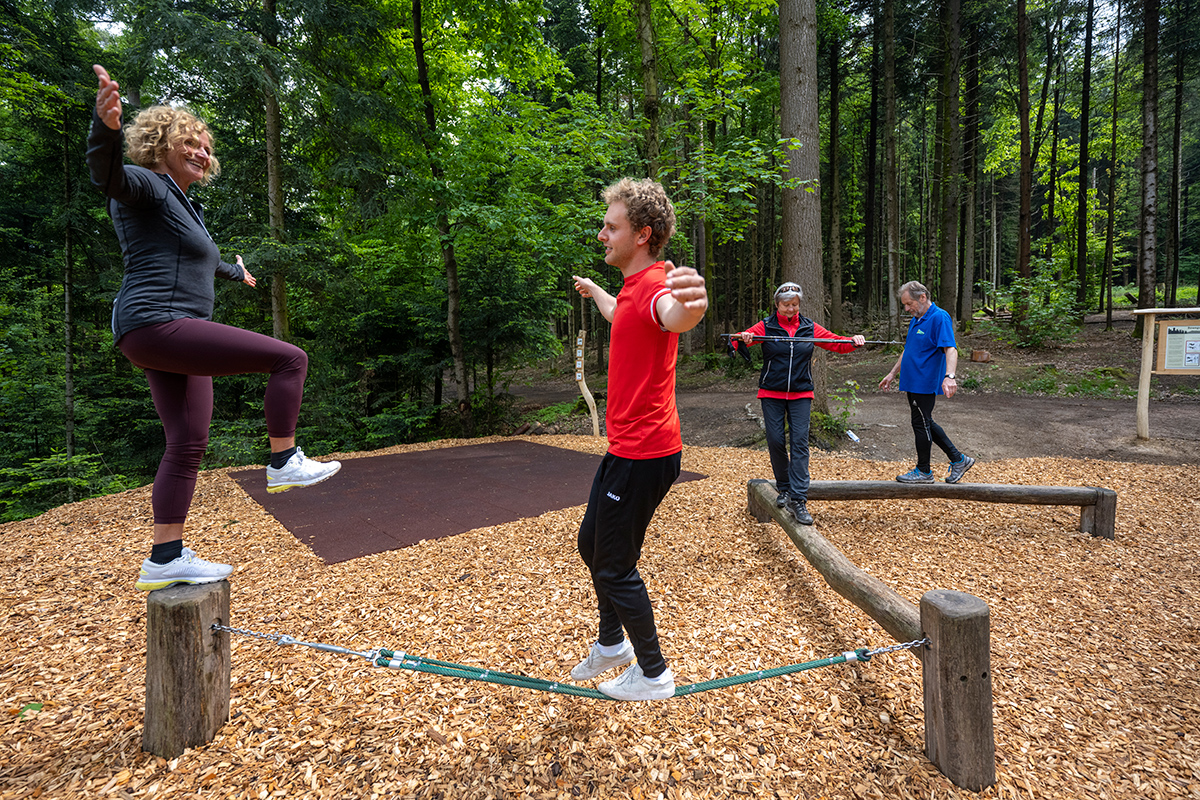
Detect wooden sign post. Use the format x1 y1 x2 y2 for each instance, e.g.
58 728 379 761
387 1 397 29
575 330 600 437
1132 307 1200 439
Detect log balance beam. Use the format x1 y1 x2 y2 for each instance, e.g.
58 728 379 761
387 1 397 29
803 479 1118 539
747 479 996 792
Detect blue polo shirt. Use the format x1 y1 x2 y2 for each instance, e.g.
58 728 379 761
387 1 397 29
899 303 957 395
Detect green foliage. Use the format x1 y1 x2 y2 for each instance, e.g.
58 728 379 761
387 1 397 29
530 400 580 424
1013 365 1135 399
981 265 1081 348
0 452 135 523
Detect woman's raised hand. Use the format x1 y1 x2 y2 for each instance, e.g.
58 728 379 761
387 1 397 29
93 65 122 130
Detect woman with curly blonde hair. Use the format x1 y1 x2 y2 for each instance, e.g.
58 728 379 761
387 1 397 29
88 65 341 592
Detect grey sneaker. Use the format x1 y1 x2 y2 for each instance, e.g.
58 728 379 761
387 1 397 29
790 498 814 526
896 467 935 484
775 491 790 511
945 455 976 484
135 547 232 591
599 663 675 701
266 447 341 494
570 640 635 680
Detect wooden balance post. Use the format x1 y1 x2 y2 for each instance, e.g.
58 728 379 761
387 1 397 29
143 581 231 759
805 479 1118 539
747 481 996 792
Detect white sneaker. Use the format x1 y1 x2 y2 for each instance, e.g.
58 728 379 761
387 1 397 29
598 663 675 701
570 640 635 680
266 447 341 494
135 547 232 591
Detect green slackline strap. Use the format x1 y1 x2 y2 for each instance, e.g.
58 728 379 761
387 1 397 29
376 647 873 700
213 625 915 702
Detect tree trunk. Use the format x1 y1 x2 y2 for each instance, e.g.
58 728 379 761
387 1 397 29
636 0 660 177
863 11 880 318
1167 0 1183 307
1136 0 1159 338
959 27 979 332
263 0 290 342
938 0 962 320
1016 0 1033 327
1102 0 1121 330
62 118 76 502
828 37 844 332
413 0 470 431
884 0 901 335
1076 0 1095 312
780 0 826 412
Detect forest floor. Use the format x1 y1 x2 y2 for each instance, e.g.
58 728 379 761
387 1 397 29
511 309 1200 467
2 309 1199 800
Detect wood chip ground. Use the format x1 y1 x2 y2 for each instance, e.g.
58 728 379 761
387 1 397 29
2 436 1197 799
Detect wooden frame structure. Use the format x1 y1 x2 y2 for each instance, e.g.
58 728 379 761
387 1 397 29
748 479 997 791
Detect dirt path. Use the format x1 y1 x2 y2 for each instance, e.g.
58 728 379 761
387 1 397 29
513 311 1200 467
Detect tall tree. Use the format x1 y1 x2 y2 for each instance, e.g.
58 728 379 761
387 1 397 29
827 35 844 332
636 0 660 177
779 0 826 410
1136 0 1159 337
937 0 962 319
958 20 979 331
1101 0 1122 329
1075 0 1095 312
410 0 470 431
884 0 900 333
1015 0 1033 326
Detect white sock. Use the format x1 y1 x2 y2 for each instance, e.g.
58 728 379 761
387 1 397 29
646 669 673 684
597 641 626 657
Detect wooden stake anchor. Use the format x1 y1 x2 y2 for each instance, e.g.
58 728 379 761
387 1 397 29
143 581 231 759
921 590 995 791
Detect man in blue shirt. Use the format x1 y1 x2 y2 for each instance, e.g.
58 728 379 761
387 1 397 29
878 281 975 483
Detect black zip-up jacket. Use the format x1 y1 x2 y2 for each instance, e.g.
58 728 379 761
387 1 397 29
759 314 816 393
86 112 244 342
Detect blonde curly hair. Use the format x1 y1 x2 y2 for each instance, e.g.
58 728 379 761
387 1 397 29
124 105 220 184
602 178 676 257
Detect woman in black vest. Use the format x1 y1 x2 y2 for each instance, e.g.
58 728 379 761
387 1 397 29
735 283 865 525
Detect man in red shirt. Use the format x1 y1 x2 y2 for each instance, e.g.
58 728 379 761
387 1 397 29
570 178 707 701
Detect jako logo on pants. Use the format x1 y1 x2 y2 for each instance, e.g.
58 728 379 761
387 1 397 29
606 491 621 501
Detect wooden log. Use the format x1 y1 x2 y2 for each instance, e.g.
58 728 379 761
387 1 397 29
921 590 995 791
143 581 230 759
748 480 921 644
805 480 1117 539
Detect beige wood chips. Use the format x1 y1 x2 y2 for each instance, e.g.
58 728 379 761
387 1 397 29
1 436 1197 799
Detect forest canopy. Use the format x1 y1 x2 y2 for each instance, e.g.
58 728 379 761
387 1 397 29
1 0 1197 521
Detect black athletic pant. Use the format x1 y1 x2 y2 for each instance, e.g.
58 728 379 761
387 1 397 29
907 392 962 473
577 451 681 679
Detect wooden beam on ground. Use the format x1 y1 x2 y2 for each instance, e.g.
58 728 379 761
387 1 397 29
805 480 1117 540
921 590 996 791
747 479 921 644
143 581 230 759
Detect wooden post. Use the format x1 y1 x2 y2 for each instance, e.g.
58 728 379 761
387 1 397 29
575 330 600 437
921 590 995 792
1135 310 1157 439
143 581 231 759
1080 487 1118 540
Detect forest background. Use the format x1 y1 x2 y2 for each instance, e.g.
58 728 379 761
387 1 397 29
1 0 1197 523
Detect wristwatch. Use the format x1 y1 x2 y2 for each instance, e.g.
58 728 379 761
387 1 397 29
945 373 956 380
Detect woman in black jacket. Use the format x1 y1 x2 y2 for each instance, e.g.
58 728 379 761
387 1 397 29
735 283 864 525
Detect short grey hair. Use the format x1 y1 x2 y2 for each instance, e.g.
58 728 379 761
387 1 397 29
774 282 804 302
899 280 929 300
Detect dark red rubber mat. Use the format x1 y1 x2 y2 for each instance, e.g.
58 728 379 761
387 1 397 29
231 440 705 563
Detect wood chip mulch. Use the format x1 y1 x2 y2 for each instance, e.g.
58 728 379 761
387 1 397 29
2 436 1197 799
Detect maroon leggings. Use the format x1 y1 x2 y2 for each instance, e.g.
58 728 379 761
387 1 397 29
119 318 308 524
